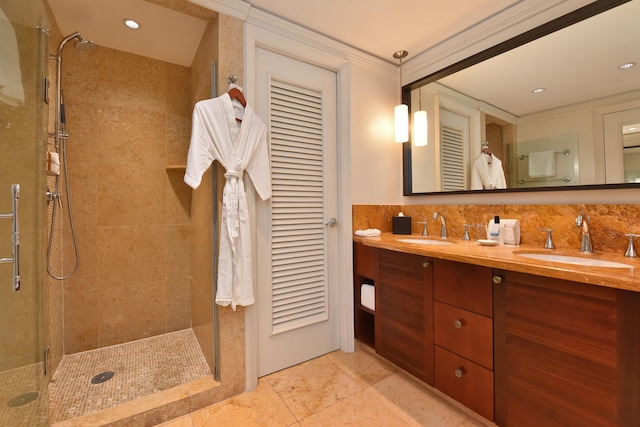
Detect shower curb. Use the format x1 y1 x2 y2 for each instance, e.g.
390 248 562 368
50 376 221 427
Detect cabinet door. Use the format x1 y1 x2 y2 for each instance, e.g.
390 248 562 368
434 258 492 316
494 269 618 427
376 249 434 384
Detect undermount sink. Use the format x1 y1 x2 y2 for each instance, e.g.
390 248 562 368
516 253 633 268
397 238 455 246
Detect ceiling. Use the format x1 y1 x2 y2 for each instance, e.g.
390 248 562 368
47 0 639 118
47 0 518 66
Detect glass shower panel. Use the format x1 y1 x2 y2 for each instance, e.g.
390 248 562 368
0 0 49 425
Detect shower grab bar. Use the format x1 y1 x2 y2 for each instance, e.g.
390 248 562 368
0 184 21 291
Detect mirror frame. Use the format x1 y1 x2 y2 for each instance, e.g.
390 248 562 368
402 0 637 196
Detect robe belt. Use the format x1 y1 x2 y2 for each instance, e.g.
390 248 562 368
224 169 243 239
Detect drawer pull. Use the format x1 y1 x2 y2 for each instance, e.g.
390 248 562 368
422 261 431 268
492 275 503 284
454 319 464 329
454 367 466 378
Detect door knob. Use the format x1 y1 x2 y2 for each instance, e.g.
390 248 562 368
325 217 338 227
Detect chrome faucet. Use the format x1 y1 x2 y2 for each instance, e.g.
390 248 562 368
575 211 593 253
432 211 448 238
417 221 428 236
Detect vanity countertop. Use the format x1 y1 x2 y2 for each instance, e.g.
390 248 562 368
354 233 640 293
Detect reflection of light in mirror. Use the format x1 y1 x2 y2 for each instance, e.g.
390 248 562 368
618 62 636 70
532 88 545 94
413 110 428 146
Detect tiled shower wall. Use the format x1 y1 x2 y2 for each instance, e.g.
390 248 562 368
188 13 247 396
353 204 640 254
58 42 193 354
45 0 63 375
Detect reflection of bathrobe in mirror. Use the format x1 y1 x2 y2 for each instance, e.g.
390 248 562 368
471 153 507 190
184 93 271 310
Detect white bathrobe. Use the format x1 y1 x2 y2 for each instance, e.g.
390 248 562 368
184 93 271 310
470 153 507 190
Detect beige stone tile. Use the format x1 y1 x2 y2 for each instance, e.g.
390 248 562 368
299 387 411 427
96 106 166 168
97 165 165 226
326 342 398 388
65 160 99 228
265 355 363 420
96 225 165 284
369 371 486 427
62 225 97 288
190 380 296 427
97 279 166 347
62 281 99 353
165 113 191 165
165 171 192 224
157 415 193 427
164 225 191 330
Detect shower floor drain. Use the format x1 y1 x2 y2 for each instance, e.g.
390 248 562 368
90 371 115 384
7 391 39 408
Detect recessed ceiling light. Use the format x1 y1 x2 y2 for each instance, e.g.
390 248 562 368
123 18 140 30
532 88 545 94
619 62 636 69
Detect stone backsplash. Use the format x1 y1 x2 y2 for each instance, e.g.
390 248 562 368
352 204 640 255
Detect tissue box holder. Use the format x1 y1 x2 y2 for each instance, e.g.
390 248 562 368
392 216 412 235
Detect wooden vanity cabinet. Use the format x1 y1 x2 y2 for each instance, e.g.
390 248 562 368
433 259 494 421
376 249 434 384
493 269 640 427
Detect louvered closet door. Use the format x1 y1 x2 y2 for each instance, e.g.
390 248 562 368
439 108 469 191
254 48 339 377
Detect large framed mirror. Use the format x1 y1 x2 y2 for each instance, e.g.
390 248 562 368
403 0 640 196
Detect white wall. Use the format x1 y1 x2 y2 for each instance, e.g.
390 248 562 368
349 64 405 205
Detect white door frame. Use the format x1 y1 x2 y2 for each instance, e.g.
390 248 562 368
243 20 354 391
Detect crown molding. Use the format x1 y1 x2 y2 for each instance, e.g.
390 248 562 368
186 0 251 21
403 0 594 85
188 0 395 77
246 7 394 77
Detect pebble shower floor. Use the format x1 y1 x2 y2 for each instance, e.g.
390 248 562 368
49 329 211 423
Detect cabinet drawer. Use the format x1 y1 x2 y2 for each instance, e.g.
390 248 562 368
434 259 492 316
434 301 493 369
354 242 378 279
435 346 494 421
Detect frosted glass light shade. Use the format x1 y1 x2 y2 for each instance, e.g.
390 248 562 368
394 104 409 143
413 110 428 146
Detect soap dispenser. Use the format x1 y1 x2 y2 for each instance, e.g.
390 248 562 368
488 216 504 244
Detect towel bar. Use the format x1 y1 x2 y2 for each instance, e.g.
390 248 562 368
519 176 571 184
519 149 570 160
0 184 21 291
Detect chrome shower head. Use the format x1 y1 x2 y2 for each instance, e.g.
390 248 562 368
73 37 96 52
56 32 96 57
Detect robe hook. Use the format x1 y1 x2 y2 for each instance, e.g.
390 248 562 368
227 75 238 85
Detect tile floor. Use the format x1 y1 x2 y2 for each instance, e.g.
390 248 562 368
49 330 212 423
0 362 48 427
158 341 492 427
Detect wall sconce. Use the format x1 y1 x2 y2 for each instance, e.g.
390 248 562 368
393 50 408 143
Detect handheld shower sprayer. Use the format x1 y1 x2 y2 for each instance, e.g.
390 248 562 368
46 31 95 280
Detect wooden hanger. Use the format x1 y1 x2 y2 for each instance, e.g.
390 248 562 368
228 87 246 107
